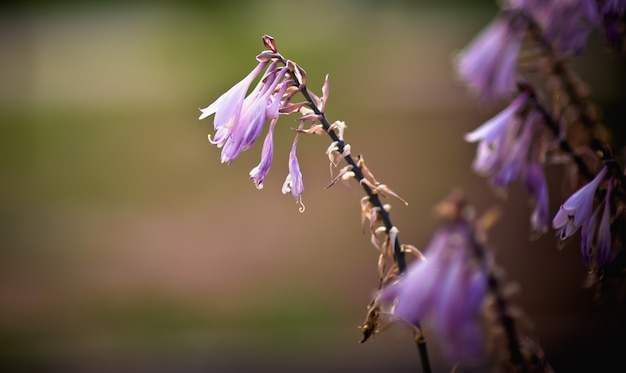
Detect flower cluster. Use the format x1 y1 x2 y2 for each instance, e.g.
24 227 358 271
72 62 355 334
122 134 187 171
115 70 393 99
199 42 319 207
553 166 616 272
457 0 625 278
457 0 626 103
380 217 488 361
464 90 550 235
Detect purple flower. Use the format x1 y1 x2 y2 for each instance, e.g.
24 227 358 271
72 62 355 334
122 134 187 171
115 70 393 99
489 110 538 190
381 221 488 361
523 161 550 235
596 179 613 269
282 134 305 207
580 205 601 265
249 119 277 189
214 63 288 163
553 165 608 241
199 60 268 126
465 92 530 177
457 15 526 101
508 0 600 54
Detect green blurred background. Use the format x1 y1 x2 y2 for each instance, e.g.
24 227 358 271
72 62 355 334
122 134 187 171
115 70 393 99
1 0 625 372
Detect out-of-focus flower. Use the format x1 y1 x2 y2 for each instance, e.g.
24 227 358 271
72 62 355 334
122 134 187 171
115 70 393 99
380 221 488 361
523 161 550 235
553 165 608 241
457 14 526 101
596 178 613 270
507 0 600 54
599 0 626 49
580 204 601 265
465 91 531 181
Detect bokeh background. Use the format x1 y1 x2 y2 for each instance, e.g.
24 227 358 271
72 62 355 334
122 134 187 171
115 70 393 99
1 0 625 372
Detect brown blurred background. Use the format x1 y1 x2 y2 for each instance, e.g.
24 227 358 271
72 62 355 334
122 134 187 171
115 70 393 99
1 0 625 372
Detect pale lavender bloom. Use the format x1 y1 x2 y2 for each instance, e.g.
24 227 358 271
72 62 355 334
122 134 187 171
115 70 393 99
489 110 538 190
282 135 305 202
523 161 550 235
249 119 277 189
596 179 613 269
580 205 601 265
508 0 599 54
199 60 268 125
216 64 288 163
553 165 608 241
465 92 530 176
381 222 488 361
457 15 526 101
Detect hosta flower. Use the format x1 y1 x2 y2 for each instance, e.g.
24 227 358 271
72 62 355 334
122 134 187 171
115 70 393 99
457 14 526 101
381 221 488 361
523 162 550 235
579 178 613 271
553 165 608 241
249 119 277 189
580 205 601 265
212 63 289 164
282 134 305 205
595 179 613 270
489 110 538 190
199 60 268 126
465 91 530 177
507 0 600 54
199 51 311 199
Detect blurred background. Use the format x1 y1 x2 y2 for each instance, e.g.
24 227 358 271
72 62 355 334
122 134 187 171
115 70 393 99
1 0 625 372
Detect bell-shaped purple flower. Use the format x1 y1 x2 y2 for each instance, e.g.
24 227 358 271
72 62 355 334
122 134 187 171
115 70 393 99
580 205 601 265
465 91 530 176
457 15 526 101
553 165 608 241
381 221 488 361
199 60 268 125
523 161 550 235
508 0 600 54
249 119 277 189
489 110 537 190
215 64 288 164
596 179 613 269
282 135 305 205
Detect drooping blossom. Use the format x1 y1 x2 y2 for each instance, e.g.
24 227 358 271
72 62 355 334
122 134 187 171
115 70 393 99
579 177 614 271
249 119 278 189
523 161 550 235
212 62 289 164
552 165 608 241
507 0 600 54
282 133 305 207
380 221 488 361
199 49 316 200
595 178 614 270
199 59 268 126
456 14 527 101
580 204 601 265
465 91 531 180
